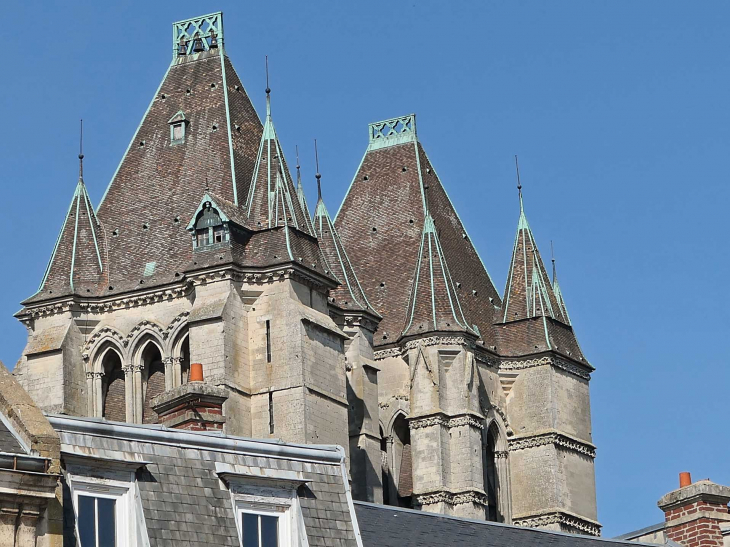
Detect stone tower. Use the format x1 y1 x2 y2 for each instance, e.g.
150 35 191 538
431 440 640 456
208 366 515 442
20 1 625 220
335 117 599 534
14 12 599 535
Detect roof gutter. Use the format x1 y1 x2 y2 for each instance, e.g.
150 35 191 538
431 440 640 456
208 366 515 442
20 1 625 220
48 415 343 464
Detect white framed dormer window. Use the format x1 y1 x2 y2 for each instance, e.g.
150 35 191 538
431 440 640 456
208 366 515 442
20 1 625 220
72 479 134 547
64 454 148 547
216 462 308 547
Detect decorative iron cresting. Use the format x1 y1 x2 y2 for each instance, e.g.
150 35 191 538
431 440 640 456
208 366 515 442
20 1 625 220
367 114 417 150
172 12 224 57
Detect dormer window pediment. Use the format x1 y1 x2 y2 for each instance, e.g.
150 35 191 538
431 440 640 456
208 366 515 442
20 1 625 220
190 200 229 250
168 110 189 145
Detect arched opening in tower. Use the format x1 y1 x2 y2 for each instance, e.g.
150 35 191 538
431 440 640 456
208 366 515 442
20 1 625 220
483 423 501 522
392 414 413 508
140 342 165 424
180 336 190 385
101 349 125 422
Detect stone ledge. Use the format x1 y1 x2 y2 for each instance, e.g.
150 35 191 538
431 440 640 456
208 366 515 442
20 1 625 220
151 382 228 415
508 430 596 458
512 509 601 536
414 487 489 508
658 480 730 512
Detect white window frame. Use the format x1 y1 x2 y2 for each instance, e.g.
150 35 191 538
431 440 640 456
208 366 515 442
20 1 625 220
67 473 137 547
217 463 309 547
237 502 290 547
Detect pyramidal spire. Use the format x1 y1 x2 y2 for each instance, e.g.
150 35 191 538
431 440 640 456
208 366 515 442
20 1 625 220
551 242 572 325
313 144 378 315
401 213 473 339
502 161 565 324
245 57 312 233
35 123 105 298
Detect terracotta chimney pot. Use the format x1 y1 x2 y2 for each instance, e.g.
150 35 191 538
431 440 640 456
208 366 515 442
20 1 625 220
679 472 692 488
190 363 204 382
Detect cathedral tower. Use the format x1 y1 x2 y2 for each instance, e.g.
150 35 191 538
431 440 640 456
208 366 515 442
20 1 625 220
14 12 599 534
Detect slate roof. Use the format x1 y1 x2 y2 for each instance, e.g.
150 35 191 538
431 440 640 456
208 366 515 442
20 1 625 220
245 91 313 234
401 213 474 339
29 171 106 302
502 193 569 325
334 116 502 347
497 192 587 362
51 415 358 547
0 419 24 454
83 49 262 297
355 502 648 547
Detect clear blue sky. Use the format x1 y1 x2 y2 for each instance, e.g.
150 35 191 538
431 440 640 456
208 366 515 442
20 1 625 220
2 0 728 537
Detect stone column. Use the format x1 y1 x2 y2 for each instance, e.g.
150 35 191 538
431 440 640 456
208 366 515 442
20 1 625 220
133 364 144 423
123 365 134 422
386 436 397 505
93 372 104 417
85 371 95 417
163 357 174 390
172 357 182 388
495 450 512 523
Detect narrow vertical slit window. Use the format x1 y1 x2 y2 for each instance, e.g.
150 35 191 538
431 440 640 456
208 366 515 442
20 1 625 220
266 320 272 363
268 392 274 434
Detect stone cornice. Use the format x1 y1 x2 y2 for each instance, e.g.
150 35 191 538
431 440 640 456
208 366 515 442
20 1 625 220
508 431 596 458
500 355 593 381
409 411 485 431
374 335 499 363
512 510 601 536
19 262 336 322
415 488 489 508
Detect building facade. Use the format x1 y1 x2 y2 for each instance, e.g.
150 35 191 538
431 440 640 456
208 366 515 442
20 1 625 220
13 12 599 535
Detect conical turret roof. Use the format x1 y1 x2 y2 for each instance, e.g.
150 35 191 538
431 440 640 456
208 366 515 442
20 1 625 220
245 92 313 234
401 214 474 339
501 195 568 324
497 190 587 363
31 171 105 301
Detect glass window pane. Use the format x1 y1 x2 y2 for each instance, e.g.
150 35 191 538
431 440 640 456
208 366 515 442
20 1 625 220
97 498 116 547
260 515 279 547
77 495 96 547
241 513 259 547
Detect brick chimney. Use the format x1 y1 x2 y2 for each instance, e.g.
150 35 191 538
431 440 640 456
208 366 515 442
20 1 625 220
657 473 730 547
151 364 228 431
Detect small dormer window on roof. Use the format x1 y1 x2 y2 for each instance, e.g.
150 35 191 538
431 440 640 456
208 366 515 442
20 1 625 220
193 202 228 249
168 111 188 145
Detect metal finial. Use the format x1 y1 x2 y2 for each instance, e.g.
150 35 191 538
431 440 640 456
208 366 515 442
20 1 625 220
314 139 322 201
265 56 271 117
551 240 556 282
78 119 84 180
265 55 270 95
514 155 523 210
295 145 302 183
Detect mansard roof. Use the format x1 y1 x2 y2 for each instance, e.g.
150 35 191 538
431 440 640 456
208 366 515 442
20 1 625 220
314 194 379 317
334 114 501 347
401 214 475 339
30 172 105 302
244 93 313 234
